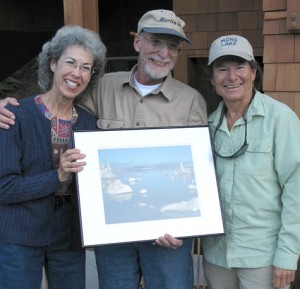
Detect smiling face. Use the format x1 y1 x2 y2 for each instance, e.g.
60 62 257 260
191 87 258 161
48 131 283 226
133 32 182 85
50 45 94 100
211 57 256 106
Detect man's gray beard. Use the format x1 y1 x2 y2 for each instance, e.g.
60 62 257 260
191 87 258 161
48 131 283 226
143 62 173 80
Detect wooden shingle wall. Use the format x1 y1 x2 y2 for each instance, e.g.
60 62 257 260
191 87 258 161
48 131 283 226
173 0 300 117
263 0 300 116
173 0 264 89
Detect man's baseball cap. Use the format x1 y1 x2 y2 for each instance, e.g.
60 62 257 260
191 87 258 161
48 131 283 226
137 9 192 44
208 35 255 65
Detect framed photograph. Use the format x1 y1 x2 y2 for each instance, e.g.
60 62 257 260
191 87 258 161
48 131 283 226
73 126 224 247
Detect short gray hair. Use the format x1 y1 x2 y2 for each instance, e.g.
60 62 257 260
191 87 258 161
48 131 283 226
38 25 106 102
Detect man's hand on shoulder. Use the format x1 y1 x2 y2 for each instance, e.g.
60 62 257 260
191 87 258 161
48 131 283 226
0 97 19 129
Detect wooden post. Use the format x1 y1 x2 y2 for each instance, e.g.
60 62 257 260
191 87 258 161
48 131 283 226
63 0 99 34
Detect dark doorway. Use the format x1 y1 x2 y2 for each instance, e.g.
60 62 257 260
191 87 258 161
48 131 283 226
188 57 221 116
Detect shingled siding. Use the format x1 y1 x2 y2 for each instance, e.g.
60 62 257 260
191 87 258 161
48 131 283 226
173 0 300 118
263 0 300 117
173 0 264 115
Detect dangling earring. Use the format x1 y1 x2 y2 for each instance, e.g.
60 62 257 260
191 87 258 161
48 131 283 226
212 85 215 94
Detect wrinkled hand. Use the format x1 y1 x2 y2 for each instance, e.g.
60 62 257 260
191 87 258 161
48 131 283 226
155 234 183 249
0 97 19 129
273 266 295 288
57 149 86 182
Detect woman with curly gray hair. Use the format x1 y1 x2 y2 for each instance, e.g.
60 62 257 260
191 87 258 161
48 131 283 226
38 25 106 102
0 25 106 289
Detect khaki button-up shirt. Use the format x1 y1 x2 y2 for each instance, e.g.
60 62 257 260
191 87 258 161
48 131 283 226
80 65 207 128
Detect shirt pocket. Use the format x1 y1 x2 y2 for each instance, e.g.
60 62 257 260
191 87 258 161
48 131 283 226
247 138 273 153
239 138 274 175
97 118 125 129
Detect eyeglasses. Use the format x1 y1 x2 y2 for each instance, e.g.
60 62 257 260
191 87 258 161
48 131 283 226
61 57 94 76
212 108 249 159
141 34 182 56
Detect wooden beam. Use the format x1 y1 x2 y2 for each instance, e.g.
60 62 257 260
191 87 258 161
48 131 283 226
63 0 99 33
83 0 99 34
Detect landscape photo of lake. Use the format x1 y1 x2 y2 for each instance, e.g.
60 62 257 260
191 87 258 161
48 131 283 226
98 145 201 224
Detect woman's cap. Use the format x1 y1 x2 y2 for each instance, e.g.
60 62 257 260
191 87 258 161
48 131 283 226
137 9 192 44
208 35 254 65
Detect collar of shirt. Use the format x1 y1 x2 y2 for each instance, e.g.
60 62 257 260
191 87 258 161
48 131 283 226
209 90 266 129
126 64 175 101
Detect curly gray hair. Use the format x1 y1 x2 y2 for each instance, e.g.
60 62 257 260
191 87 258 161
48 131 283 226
38 25 106 102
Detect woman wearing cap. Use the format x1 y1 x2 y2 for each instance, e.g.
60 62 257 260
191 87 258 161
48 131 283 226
201 35 300 289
